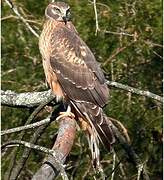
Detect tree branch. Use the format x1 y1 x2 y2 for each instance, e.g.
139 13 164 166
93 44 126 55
4 0 39 38
1 90 54 108
1 81 162 111
32 117 76 180
4 97 56 180
1 139 69 180
110 120 150 180
2 140 55 156
2 87 154 179
107 81 163 102
1 117 51 136
93 0 100 35
104 30 134 37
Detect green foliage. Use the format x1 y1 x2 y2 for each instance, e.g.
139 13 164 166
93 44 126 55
2 0 162 179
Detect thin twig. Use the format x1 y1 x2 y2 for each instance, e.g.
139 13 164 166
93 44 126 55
4 0 39 38
93 2 111 12
107 81 163 102
93 0 100 35
2 67 23 76
115 154 126 179
4 97 55 180
102 46 128 67
8 99 57 180
104 30 134 37
1 140 68 180
137 163 144 180
110 117 130 143
110 122 150 180
1 117 51 136
1 15 42 25
152 51 163 60
144 40 163 48
111 152 116 180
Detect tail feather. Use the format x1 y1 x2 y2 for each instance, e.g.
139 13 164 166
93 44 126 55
89 107 115 151
71 100 115 167
72 101 115 151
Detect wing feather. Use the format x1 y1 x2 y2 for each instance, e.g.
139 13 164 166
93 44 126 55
49 26 109 107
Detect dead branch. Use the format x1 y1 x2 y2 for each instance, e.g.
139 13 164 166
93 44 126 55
4 0 39 38
4 97 55 180
107 81 163 102
1 81 162 110
93 0 100 35
1 116 51 136
32 117 76 180
2 88 153 179
111 152 116 180
2 140 56 156
9 104 60 180
1 15 42 25
1 89 54 108
1 139 68 180
104 30 134 37
110 121 150 180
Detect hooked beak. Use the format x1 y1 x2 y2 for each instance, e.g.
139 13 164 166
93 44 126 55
62 16 67 25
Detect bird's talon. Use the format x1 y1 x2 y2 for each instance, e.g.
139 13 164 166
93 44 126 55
56 111 75 121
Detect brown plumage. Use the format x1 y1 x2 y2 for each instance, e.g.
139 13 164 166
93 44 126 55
39 2 115 163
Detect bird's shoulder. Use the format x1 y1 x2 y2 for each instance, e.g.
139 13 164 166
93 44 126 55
50 23 106 84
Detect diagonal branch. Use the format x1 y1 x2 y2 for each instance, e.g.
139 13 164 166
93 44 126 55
4 96 55 180
1 140 69 180
8 103 60 180
110 121 150 180
2 140 57 157
4 0 39 38
1 117 51 136
32 116 76 180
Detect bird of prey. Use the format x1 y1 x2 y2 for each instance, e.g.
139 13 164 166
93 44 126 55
39 2 115 165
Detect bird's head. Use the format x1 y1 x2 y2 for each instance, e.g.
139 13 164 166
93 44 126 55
45 2 71 24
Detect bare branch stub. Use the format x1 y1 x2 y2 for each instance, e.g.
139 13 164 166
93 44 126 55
32 116 76 180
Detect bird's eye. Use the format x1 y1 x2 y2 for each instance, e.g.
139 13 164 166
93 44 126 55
54 7 61 13
66 9 71 16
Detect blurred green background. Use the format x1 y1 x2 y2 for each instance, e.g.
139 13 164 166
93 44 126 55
2 0 162 179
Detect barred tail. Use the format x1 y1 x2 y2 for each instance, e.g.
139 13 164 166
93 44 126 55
88 106 115 151
72 101 115 151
